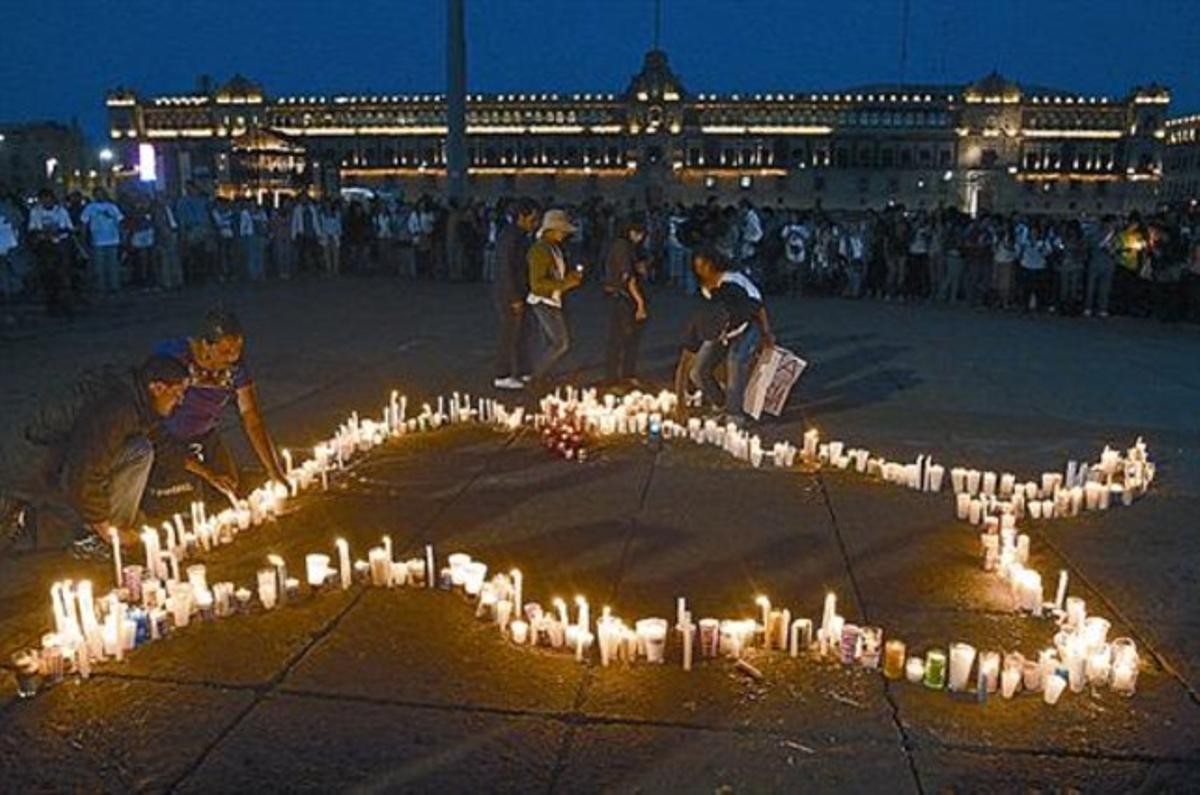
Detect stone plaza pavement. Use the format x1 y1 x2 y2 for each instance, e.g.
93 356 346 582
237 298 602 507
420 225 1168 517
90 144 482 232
0 278 1198 792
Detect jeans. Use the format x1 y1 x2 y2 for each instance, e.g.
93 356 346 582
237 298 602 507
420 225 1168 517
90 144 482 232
321 239 340 276
494 302 528 379
691 325 760 418
92 245 121 293
1085 260 1114 315
937 253 964 303
605 295 644 382
531 303 570 382
242 236 266 282
107 436 155 529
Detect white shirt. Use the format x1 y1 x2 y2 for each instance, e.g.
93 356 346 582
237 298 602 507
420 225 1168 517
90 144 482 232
80 201 123 247
526 238 568 309
28 204 74 241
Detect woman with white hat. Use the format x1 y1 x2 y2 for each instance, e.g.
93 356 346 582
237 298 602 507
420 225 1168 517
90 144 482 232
526 209 584 387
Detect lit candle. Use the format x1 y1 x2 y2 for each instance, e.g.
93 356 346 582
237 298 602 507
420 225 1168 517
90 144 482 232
335 538 351 590
575 595 589 634
283 448 293 477
883 640 906 680
510 619 529 645
425 544 435 589
553 597 568 628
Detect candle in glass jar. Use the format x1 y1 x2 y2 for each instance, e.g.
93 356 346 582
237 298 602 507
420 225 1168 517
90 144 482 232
948 643 976 692
1043 671 1067 705
905 656 925 683
979 651 1000 693
883 640 906 679
923 650 947 689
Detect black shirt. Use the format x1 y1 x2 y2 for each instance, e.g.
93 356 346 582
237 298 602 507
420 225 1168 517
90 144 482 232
709 279 762 330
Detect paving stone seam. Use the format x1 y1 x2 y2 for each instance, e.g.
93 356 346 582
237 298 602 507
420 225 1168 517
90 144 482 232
813 467 926 795
923 740 1200 766
164 429 521 793
547 449 661 795
271 683 930 748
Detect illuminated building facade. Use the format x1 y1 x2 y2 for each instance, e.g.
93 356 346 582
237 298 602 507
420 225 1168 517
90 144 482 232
106 51 1169 213
1164 114 1200 206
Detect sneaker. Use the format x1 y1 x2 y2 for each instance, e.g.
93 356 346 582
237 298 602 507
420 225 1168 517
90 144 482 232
493 376 524 391
71 534 112 561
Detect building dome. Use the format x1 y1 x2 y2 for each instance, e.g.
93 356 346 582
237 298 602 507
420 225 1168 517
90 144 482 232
964 72 1021 103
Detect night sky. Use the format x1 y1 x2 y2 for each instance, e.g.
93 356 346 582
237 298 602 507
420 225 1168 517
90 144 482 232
4 0 1197 142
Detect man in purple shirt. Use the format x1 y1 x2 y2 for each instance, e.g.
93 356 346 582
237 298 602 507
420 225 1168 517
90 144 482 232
150 308 286 502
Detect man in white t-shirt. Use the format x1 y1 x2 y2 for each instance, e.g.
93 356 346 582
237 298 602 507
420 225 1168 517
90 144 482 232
80 188 125 294
28 188 76 315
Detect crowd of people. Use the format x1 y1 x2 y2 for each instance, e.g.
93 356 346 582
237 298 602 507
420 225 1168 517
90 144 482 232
2 182 1199 323
5 180 1200 557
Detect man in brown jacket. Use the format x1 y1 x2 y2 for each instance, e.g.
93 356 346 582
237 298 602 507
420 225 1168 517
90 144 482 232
526 209 583 388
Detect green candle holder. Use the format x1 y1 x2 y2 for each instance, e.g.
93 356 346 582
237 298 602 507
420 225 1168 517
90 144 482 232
924 649 947 689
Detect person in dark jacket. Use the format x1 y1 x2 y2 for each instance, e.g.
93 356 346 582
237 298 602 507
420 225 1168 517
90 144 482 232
603 217 649 385
492 198 540 390
54 355 188 548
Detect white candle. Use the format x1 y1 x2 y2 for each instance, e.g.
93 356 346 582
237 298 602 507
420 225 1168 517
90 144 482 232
425 544 435 589
756 595 771 645
680 619 694 672
510 619 529 645
510 569 523 620
575 596 589 634
305 554 331 588
283 448 293 477
110 528 123 588
948 642 976 692
1001 667 1021 699
335 538 351 590
1043 672 1067 705
1054 570 1069 611
553 597 569 627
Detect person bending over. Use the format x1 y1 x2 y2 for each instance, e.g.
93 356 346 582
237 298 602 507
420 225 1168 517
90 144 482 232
690 247 776 424
18 355 189 554
150 308 286 506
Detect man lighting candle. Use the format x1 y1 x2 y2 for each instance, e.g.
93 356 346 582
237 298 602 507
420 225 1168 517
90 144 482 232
148 308 287 508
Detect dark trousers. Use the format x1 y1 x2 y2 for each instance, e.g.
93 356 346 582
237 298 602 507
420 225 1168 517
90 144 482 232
146 428 238 511
605 295 643 382
494 302 529 379
1018 267 1051 309
34 239 74 316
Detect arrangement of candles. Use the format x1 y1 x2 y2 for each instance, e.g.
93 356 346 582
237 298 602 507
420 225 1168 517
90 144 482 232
9 384 1153 711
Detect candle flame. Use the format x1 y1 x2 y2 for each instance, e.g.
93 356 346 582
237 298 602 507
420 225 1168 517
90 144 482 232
267 554 284 566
